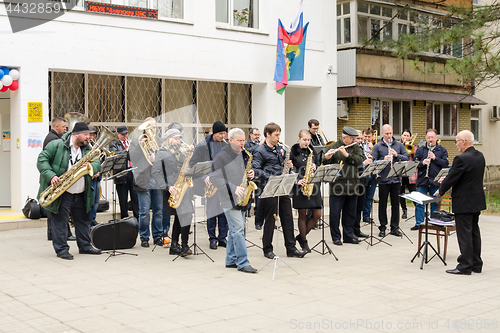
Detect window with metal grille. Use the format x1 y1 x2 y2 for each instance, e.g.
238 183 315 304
49 72 252 145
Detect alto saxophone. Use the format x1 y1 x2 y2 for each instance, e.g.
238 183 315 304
237 148 257 206
280 142 292 174
168 144 194 209
301 147 314 197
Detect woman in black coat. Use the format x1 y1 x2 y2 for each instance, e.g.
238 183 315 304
151 129 194 257
290 129 322 252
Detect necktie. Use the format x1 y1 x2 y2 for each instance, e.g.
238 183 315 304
123 141 128 150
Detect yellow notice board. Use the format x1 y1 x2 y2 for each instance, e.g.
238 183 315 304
28 102 43 122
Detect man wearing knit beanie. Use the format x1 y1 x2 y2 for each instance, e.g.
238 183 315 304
190 121 229 250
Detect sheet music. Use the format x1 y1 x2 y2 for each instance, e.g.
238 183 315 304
401 191 434 205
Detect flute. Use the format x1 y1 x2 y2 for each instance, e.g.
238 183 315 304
326 142 357 156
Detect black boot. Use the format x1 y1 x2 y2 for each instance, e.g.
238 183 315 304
302 240 311 253
402 208 408 219
180 244 192 257
169 242 182 255
295 235 305 249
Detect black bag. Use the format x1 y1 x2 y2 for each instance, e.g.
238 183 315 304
22 197 41 219
432 210 454 222
97 200 109 212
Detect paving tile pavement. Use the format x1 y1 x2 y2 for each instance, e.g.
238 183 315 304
0 209 499 333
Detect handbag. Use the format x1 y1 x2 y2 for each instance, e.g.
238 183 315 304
22 197 41 219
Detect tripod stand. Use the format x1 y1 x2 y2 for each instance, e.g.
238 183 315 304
100 157 138 261
258 173 299 280
387 161 419 244
309 164 341 259
173 161 214 262
359 160 391 247
408 193 444 269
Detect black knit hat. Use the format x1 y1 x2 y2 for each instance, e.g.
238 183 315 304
212 121 227 134
72 122 91 135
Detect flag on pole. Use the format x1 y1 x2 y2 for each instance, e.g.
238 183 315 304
287 22 309 81
274 0 307 95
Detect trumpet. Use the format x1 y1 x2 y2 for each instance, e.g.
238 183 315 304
138 119 160 166
404 133 418 156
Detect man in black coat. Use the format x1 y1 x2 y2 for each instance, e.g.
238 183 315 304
108 125 139 220
437 130 486 275
251 122 306 259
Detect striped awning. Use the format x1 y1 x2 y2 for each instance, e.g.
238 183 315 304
338 86 486 104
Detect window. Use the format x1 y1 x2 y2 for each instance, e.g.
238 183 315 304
216 0 259 29
471 109 480 143
371 100 411 135
426 102 459 136
357 1 393 43
337 1 352 45
78 0 183 19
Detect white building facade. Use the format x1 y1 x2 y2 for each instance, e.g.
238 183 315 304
0 0 337 211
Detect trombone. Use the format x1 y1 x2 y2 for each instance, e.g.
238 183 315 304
318 125 335 146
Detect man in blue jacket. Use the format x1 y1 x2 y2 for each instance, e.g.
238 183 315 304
372 124 408 237
412 128 449 230
37 122 102 260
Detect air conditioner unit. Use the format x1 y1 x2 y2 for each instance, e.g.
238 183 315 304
491 106 500 121
337 100 349 120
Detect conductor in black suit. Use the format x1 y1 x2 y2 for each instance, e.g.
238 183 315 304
436 130 486 275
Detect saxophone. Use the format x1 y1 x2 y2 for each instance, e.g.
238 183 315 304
301 147 315 197
237 148 257 206
39 126 117 207
168 145 194 209
205 139 228 197
281 142 292 174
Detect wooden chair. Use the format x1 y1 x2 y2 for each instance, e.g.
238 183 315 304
417 194 456 261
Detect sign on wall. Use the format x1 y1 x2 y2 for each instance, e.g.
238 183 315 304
2 131 10 152
28 102 43 122
86 1 158 19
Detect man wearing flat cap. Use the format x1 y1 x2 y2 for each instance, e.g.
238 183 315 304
109 125 139 221
37 122 102 260
190 120 229 250
323 126 364 246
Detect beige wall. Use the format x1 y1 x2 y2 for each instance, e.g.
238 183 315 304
356 54 462 91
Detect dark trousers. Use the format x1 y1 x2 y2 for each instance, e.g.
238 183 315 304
329 195 357 242
49 192 93 255
455 213 483 273
355 190 367 235
172 214 192 247
254 193 265 227
399 177 416 211
378 183 401 231
206 195 228 242
47 214 72 240
261 195 296 254
116 172 139 219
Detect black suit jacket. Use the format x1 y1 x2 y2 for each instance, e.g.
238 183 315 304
439 146 486 214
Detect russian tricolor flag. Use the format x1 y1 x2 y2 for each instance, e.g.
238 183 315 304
274 0 306 95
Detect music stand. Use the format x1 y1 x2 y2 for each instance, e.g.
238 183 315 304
358 160 391 247
387 161 419 244
259 173 299 281
173 161 214 262
102 155 138 261
407 193 445 269
434 168 449 182
309 164 343 259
